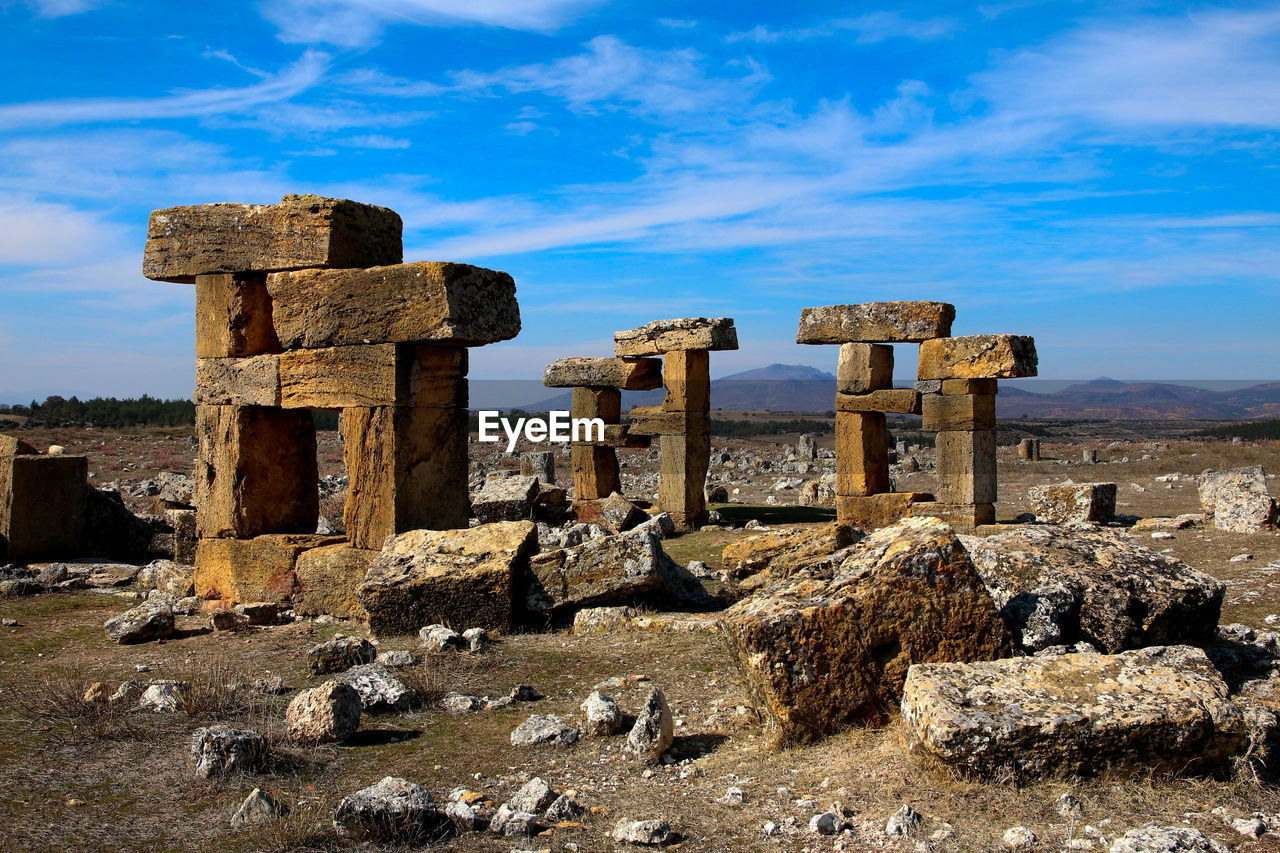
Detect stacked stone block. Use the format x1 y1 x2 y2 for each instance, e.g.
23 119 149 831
144 194 520 605
615 318 738 531
542 357 662 502
0 439 88 563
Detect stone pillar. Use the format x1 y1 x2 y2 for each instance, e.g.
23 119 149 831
520 451 556 484
570 387 622 500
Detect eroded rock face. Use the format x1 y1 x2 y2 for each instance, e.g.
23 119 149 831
526 528 665 616
613 317 738 356
307 637 376 675
720 517 1010 745
285 681 361 744
960 525 1224 653
471 476 540 524
333 664 416 712
796 302 955 345
627 688 674 764
333 776 449 843
358 521 538 636
901 646 1247 781
1198 466 1277 533
1028 483 1117 524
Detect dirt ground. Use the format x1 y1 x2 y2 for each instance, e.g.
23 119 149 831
2 426 1279 852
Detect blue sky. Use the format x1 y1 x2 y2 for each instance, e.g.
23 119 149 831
1 0 1278 401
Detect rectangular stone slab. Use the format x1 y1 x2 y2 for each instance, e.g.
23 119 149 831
267 261 518 349
570 387 621 423
278 344 467 409
837 343 894 393
294 544 378 619
934 429 997 505
836 411 890 496
543 357 663 390
909 501 996 530
836 492 933 531
196 273 281 358
918 335 1038 380
196 356 281 407
144 194 402 283
613 317 738 356
797 302 955 345
941 378 998 396
627 406 706 437
900 646 1245 780
0 455 87 563
922 393 996 431
835 389 921 415
195 405 319 539
194 533 342 602
1028 482 1118 524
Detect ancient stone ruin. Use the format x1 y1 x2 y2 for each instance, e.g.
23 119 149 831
142 194 520 607
544 317 738 531
0 437 87 563
797 301 1037 531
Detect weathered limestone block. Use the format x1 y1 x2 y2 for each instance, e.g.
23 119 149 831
356 521 539 636
285 680 362 744
294 544 378 619
960 524 1225 653
935 429 996 505
195 273 280 358
195 356 281 407
144 194 402 283
527 528 666 615
1028 482 1117 523
901 646 1246 780
661 349 710 412
918 335 1038 380
195 405 318 539
0 434 38 456
571 492 648 534
837 492 934 531
720 517 1010 745
721 524 859 583
1198 466 1277 533
472 475 540 523
570 445 620 501
342 405 469 549
834 389 921 415
835 411 889 497
1017 438 1040 460
0 455 88 563
627 406 702 436
520 451 556 484
613 317 738 356
909 502 995 530
941 378 998 396
837 343 893 393
194 534 342 602
593 424 651 449
796 302 955 345
922 393 996 431
544 357 663 390
267 262 518 349
660 428 710 530
571 386 620 423
278 345 466 409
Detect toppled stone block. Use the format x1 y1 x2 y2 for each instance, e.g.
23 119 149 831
613 317 738 356
104 600 175 644
136 560 195 597
721 524 858 583
917 334 1038 380
571 492 647 533
796 302 955 344
961 524 1224 653
267 261 517 349
357 521 539 636
0 454 88 563
720 518 1010 745
472 475 541 524
901 646 1246 780
1028 482 1117 523
527 528 666 616
1198 466 1277 533
143 194 402 283
285 680 362 744
837 492 934 531
544 357 663 390
294 544 377 619
195 533 342 603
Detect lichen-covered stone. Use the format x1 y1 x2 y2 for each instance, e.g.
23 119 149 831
285 681 361 744
1198 466 1277 533
471 475 541 524
190 724 268 778
333 776 448 843
720 517 1010 745
544 357 663 390
144 194 402 283
720 524 859 584
357 521 538 636
613 317 738 356
195 356 281 406
267 261 517 349
333 664 416 712
796 302 954 345
627 687 674 763
294 544 376 619
901 646 1247 781
104 600 175 644
917 334 1038 380
307 637 376 675
526 528 666 615
1028 482 1117 524
960 525 1224 653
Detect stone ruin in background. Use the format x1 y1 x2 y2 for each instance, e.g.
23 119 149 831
797 301 1037 531
544 318 738 532
142 194 519 609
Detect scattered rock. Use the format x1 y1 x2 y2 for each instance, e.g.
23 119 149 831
140 682 182 712
462 627 488 650
1108 824 1229 853
627 688 674 764
472 475 541 524
613 817 673 845
886 804 923 837
489 803 540 836
526 527 666 616
810 811 848 835
307 637 376 675
546 793 584 821
508 777 556 814
104 600 174 644
511 684 543 701
285 681 362 743
333 776 450 843
191 725 268 778
581 691 625 735
510 714 579 747
230 788 286 828
83 682 108 703
442 693 484 715
445 799 483 831
135 560 194 597
419 623 465 652
375 649 414 668
1028 483 1117 524
1004 827 1038 849
333 664 416 712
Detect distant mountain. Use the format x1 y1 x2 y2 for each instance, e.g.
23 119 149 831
516 368 1280 420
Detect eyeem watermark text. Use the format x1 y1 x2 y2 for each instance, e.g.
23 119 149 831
477 410 604 453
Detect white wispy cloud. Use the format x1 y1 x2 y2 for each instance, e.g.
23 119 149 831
19 0 103 17
0 51 330 130
261 0 602 47
728 12 958 45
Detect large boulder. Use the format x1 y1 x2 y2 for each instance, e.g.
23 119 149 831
1027 482 1117 524
1198 466 1277 533
720 524 859 586
307 637 376 674
135 560 195 597
333 664 416 712
285 681 362 744
357 521 538 636
719 517 1010 745
526 528 665 616
901 646 1246 781
960 525 1224 653
104 600 175 644
333 776 450 843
